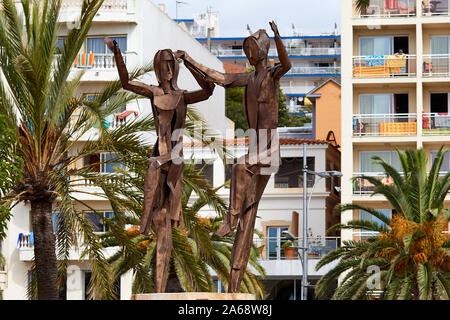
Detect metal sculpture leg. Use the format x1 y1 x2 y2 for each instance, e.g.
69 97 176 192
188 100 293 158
227 174 270 293
153 204 173 293
217 163 254 237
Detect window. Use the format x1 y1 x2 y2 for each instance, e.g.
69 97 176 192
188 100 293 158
87 36 127 54
275 157 315 188
101 153 125 173
359 94 394 114
431 150 450 172
84 211 114 233
56 37 66 54
83 154 100 172
359 209 392 235
267 226 289 260
194 160 214 187
360 151 402 172
359 36 409 56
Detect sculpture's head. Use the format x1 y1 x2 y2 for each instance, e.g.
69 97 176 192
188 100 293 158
154 49 180 90
243 29 270 66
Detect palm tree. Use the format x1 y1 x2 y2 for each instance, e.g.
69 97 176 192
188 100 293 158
0 0 159 299
98 151 267 298
354 0 371 15
315 147 450 300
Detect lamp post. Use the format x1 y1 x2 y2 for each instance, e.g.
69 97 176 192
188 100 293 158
284 143 342 300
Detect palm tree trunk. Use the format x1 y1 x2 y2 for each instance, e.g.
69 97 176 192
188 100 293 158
30 198 58 300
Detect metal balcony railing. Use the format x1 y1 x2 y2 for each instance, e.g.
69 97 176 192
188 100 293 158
422 113 450 135
355 0 416 18
423 54 450 77
353 171 449 195
353 113 417 137
353 55 416 78
68 110 137 130
254 236 340 261
210 47 341 58
61 0 128 11
352 172 390 195
422 0 449 16
280 85 316 95
287 66 341 75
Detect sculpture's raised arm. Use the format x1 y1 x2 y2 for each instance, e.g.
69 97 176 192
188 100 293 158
269 21 292 79
175 50 250 89
105 37 157 98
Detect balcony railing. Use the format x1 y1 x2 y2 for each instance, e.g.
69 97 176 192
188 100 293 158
17 232 33 249
355 0 416 18
423 54 450 77
353 55 416 78
280 85 316 95
353 172 390 195
353 113 417 137
287 66 341 76
422 0 449 16
69 110 138 130
254 236 340 261
353 172 449 195
210 47 341 58
423 113 450 135
61 0 128 11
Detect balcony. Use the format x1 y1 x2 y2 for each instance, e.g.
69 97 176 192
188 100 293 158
423 54 450 77
422 113 450 135
254 236 340 261
353 172 449 195
286 66 341 76
64 52 136 82
422 0 449 16
353 55 416 78
280 85 316 95
353 172 391 195
59 0 136 24
210 47 341 58
354 0 416 18
353 113 417 137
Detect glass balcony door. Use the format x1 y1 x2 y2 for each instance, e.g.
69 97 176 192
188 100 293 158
430 36 450 75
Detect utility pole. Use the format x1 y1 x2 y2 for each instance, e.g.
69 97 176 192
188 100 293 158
301 143 309 300
175 1 187 20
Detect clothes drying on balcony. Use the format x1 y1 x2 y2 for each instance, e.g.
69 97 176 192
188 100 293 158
386 54 407 74
116 110 138 120
74 52 95 69
366 55 385 67
16 232 33 249
434 113 450 128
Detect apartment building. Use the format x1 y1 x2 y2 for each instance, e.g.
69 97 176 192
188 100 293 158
341 0 450 245
170 10 341 116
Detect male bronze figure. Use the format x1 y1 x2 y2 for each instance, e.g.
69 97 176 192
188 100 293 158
177 21 291 292
105 37 215 293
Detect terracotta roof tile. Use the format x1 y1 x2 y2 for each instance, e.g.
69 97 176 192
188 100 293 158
222 62 249 74
184 138 330 147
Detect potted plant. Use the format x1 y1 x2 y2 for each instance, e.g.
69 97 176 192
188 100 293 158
282 241 297 260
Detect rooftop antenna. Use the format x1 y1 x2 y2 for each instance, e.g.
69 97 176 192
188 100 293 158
175 1 188 19
291 23 296 36
246 24 253 35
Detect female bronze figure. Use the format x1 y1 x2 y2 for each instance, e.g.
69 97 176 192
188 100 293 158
105 37 215 293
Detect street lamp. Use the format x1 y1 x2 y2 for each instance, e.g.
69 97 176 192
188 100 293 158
284 143 342 301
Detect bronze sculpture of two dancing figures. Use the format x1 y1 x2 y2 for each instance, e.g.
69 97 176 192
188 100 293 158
105 19 291 294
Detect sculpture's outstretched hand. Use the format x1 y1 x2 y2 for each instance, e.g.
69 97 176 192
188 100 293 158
105 37 119 54
174 50 186 60
269 21 280 38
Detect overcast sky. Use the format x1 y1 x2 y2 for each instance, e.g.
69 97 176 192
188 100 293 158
153 0 341 37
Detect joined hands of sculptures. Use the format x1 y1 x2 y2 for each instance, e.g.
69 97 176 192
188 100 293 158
176 21 291 293
105 37 215 293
